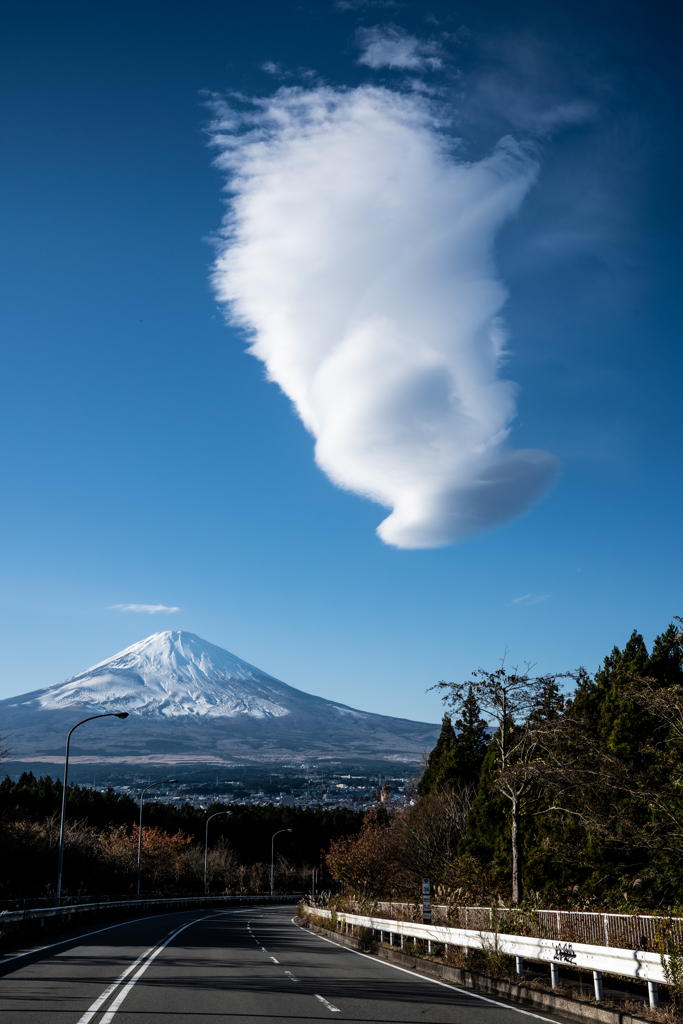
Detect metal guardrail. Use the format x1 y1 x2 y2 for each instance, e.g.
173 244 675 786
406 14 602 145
0 893 304 926
0 894 141 911
374 902 683 950
307 907 668 1008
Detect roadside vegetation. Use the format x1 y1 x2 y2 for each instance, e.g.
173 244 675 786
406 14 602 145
0 777 361 902
325 616 683 915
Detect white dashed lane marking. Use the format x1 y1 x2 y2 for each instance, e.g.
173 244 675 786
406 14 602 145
270 957 279 964
315 994 341 1013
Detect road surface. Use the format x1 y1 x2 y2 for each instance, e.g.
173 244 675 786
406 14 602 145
0 903 566 1022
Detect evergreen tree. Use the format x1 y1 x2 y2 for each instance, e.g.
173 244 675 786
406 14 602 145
459 733 509 870
418 714 456 796
649 622 683 689
450 686 490 786
419 688 489 796
530 676 565 723
572 630 654 770
535 628 681 901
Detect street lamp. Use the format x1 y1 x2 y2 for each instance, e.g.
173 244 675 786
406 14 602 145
204 811 231 895
271 829 293 897
56 712 128 906
136 779 178 899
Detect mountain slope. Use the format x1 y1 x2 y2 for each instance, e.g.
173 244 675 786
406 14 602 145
0 631 439 762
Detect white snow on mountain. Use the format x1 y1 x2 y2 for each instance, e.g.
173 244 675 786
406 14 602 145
0 630 441 761
31 631 301 719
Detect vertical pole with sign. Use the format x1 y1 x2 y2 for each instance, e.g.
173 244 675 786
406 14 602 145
422 876 431 923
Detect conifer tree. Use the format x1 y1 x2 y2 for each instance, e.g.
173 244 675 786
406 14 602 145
649 623 683 688
450 686 489 787
418 714 456 796
419 689 489 796
459 733 509 871
572 630 652 770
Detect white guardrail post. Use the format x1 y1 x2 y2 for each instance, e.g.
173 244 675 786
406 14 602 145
309 907 671 1002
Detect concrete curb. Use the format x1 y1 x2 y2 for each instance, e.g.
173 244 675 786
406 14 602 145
300 920 653 1024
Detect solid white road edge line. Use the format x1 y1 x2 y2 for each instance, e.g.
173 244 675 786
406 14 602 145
98 912 219 1023
315 993 341 1012
291 919 565 1024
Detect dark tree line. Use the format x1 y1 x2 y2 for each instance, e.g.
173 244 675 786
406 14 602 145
328 617 683 912
0 774 363 901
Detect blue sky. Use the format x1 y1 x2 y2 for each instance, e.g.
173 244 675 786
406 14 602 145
0 0 680 721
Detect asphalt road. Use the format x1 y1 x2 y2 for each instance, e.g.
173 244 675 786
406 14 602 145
0 904 566 1023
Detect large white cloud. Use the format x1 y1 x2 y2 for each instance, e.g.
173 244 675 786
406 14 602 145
210 85 558 548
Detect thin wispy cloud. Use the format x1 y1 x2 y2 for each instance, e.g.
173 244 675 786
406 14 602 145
261 62 317 82
335 1 400 10
356 25 443 70
112 604 180 614
209 84 558 548
510 594 551 606
261 61 288 77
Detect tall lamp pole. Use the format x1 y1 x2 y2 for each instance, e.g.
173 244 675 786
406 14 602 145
204 811 231 895
56 712 128 906
136 779 178 899
271 829 292 897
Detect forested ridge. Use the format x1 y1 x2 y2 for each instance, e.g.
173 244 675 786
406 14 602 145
326 618 683 912
0 774 361 901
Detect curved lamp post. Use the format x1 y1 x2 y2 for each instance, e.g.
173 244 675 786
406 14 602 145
137 779 178 899
271 829 293 897
204 811 231 895
56 712 129 906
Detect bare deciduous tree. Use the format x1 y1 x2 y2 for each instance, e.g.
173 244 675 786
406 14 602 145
434 660 571 903
392 784 474 885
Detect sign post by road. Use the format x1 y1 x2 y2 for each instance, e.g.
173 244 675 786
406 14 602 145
422 877 431 924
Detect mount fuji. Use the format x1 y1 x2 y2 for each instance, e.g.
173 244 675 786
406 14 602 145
0 631 439 763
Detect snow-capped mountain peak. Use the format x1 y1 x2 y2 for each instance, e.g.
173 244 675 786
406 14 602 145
34 631 297 719
0 630 441 761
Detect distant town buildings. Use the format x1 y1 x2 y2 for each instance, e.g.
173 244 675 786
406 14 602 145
108 769 412 812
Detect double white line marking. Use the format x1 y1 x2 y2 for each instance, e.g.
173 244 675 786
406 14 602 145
77 914 215 1023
